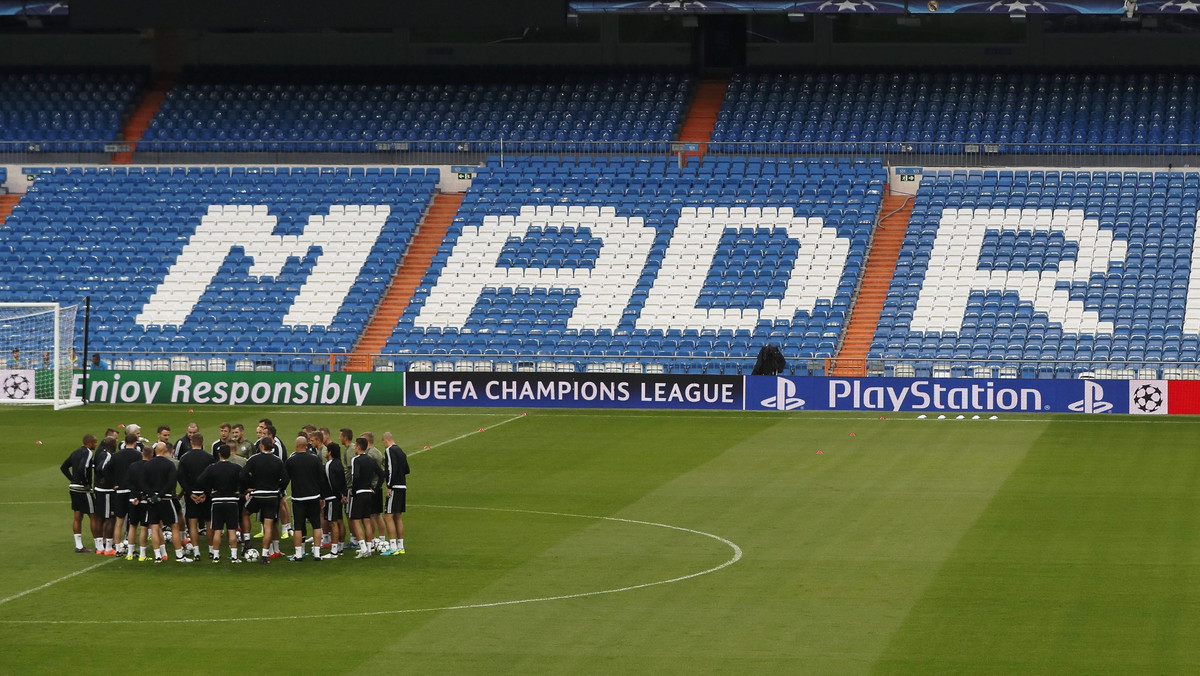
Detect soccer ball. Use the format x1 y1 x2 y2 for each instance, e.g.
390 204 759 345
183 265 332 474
2 373 31 400
1132 384 1164 413
243 549 260 562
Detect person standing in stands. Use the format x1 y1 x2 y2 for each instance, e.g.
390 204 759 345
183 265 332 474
60 433 98 553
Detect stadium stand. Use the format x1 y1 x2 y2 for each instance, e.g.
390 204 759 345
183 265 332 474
871 168 1200 379
0 166 438 370
139 69 694 153
0 70 146 152
714 70 1200 154
382 155 886 373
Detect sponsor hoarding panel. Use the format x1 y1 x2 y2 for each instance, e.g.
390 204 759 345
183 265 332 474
746 376 1129 413
406 373 744 409
72 371 403 406
1128 380 1169 415
1167 381 1200 415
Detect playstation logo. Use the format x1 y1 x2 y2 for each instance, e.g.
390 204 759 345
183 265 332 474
760 377 805 411
1068 381 1113 414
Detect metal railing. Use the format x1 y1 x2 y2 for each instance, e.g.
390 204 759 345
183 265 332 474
6 139 1200 168
85 351 1200 380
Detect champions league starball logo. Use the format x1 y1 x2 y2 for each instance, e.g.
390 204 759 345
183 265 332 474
1131 383 1165 413
1153 0 1200 10
2 373 32 400
817 0 881 11
986 0 1049 11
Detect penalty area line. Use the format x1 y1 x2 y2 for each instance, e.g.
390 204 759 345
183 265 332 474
0 558 116 608
409 413 526 457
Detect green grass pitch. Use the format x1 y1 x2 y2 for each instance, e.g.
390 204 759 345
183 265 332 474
2 404 1200 674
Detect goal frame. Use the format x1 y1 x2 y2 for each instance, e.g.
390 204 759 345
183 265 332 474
0 302 84 410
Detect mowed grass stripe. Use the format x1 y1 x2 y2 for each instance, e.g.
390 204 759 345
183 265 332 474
873 416 1200 674
660 415 1047 675
0 407 743 673
366 414 1046 675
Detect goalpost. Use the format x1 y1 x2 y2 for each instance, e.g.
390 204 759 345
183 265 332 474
0 303 84 410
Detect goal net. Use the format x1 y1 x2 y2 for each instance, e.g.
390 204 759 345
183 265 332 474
0 303 83 409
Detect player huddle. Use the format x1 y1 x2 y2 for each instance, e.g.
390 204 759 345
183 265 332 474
59 418 410 564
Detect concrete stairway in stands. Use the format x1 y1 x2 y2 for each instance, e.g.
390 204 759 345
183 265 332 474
346 192 464 371
114 75 173 164
832 192 913 376
677 78 729 156
0 193 21 226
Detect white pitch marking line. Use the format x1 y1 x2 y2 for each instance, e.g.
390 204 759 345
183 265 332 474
0 558 117 608
0 501 63 506
409 413 526 457
0 504 743 625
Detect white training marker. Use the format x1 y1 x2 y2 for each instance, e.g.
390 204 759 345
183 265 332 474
971 415 980 420
937 415 947 420
917 414 927 419
955 415 965 420
989 415 998 420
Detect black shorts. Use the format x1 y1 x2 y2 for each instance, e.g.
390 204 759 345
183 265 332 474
134 499 152 525
385 488 406 515
144 501 172 526
324 496 344 522
348 492 374 520
291 499 322 532
113 492 132 519
372 487 384 515
210 501 241 531
184 493 208 521
93 490 115 519
159 499 180 525
163 498 182 525
69 490 94 514
247 494 280 522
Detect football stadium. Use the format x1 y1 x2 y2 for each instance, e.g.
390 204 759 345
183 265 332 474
5 0 1200 673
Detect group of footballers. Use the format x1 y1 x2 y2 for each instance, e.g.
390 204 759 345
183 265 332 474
59 418 410 564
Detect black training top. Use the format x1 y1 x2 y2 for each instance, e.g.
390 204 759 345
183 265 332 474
110 448 142 491
285 451 325 501
143 455 178 499
178 447 216 494
349 453 385 493
324 457 346 499
94 447 115 490
242 451 289 495
384 443 410 489
198 460 244 499
60 445 94 490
